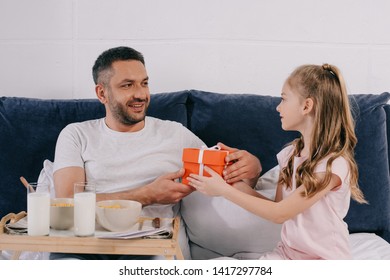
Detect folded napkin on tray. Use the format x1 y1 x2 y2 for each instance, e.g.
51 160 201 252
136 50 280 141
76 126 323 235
4 216 28 235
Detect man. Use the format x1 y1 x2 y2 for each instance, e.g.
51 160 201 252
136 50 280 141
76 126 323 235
51 46 261 259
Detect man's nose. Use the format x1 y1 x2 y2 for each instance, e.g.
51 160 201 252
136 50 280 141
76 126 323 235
133 85 148 99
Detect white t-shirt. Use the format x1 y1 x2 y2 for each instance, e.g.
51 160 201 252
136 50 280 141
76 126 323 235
53 116 205 218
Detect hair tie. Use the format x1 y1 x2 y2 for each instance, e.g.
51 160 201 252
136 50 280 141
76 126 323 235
322 63 336 76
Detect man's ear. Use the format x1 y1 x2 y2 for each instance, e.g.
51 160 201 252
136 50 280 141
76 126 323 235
95 84 107 104
303 97 314 115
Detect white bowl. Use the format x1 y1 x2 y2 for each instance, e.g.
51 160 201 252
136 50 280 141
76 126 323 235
50 198 74 230
96 200 142 232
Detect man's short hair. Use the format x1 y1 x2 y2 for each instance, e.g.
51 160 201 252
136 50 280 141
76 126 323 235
92 46 145 85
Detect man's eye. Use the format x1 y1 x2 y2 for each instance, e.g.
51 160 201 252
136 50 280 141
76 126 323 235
122 84 132 88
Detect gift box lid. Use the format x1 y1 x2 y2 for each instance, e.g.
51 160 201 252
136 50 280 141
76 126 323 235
182 148 229 165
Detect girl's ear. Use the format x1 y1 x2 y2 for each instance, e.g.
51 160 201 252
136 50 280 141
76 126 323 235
303 97 314 115
95 84 107 104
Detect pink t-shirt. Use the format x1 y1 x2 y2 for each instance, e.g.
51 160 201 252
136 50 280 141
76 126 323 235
263 145 352 259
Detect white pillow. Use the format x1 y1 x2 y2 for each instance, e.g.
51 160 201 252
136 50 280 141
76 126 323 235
37 159 55 198
181 166 281 259
254 165 280 193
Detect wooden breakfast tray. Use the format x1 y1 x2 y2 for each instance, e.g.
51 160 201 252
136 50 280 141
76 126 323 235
0 211 183 260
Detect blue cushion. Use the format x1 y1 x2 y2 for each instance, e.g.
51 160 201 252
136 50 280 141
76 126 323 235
187 90 299 174
148 91 189 126
384 105 390 174
0 91 189 218
345 93 390 242
0 97 104 217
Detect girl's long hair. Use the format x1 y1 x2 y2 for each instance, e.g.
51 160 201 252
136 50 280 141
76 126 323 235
278 64 367 203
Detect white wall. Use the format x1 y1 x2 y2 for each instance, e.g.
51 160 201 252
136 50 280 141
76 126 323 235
0 0 389 99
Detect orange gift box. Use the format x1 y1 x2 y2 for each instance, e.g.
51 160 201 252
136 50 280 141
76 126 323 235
182 147 229 185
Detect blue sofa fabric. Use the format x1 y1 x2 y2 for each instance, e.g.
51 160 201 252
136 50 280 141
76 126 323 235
0 91 389 245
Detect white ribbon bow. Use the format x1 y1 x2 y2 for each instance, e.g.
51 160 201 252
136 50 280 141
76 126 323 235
197 145 221 176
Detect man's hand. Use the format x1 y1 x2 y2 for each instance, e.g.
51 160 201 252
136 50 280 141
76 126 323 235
95 168 194 206
143 168 195 205
218 142 262 186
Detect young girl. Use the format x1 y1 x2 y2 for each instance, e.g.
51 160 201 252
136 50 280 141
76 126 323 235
187 64 367 260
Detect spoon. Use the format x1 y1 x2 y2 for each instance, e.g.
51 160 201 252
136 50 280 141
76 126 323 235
20 176 35 193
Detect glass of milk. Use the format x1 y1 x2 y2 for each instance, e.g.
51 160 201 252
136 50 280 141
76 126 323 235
74 182 96 237
27 183 50 236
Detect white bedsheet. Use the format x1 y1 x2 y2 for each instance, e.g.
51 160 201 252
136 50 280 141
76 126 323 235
350 233 390 260
2 233 390 260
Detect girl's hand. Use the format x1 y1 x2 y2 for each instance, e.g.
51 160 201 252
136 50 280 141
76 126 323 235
187 166 231 196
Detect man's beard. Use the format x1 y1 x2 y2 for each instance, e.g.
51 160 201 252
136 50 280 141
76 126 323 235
109 98 148 126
